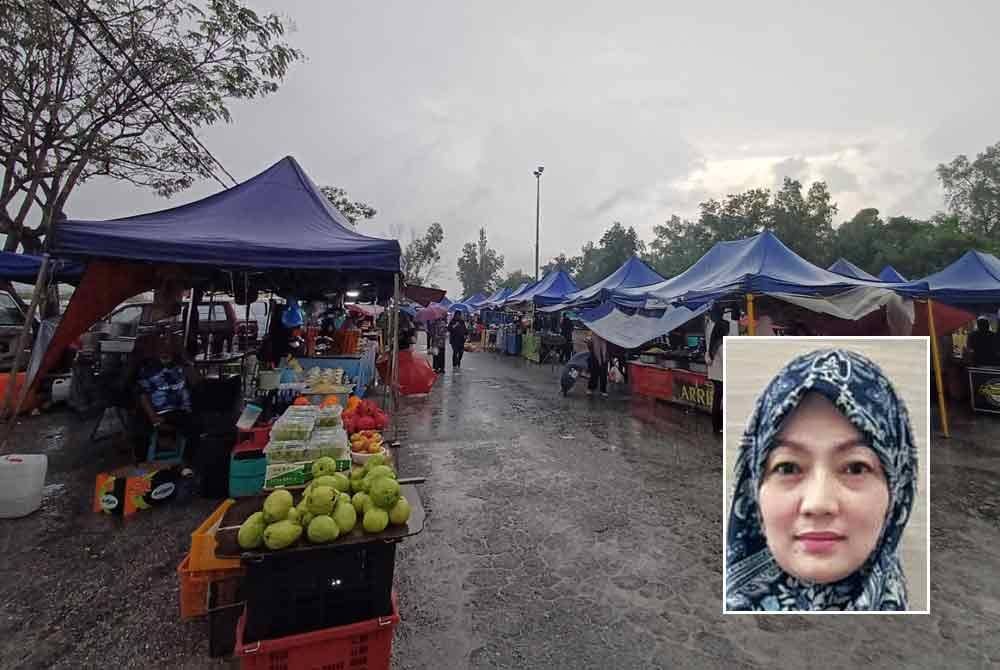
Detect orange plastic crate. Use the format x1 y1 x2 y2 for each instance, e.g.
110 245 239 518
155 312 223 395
189 498 241 572
178 553 244 620
235 592 399 670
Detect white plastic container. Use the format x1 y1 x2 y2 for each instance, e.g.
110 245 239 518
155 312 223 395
0 454 48 518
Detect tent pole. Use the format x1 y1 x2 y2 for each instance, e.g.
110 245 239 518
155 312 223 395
2 254 51 422
746 294 756 336
390 274 401 443
183 286 197 357
926 299 950 438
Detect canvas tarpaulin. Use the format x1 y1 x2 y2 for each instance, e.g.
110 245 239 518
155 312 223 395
578 302 710 350
828 258 878 281
0 252 83 284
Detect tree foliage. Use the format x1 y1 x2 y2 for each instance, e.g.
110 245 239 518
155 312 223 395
320 185 376 227
456 227 504 297
540 252 580 277
937 141 1000 239
402 222 444 286
0 0 302 251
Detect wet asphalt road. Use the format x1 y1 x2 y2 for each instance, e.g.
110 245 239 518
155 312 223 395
0 350 998 668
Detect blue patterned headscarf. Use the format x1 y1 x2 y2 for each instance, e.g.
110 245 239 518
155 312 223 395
725 349 918 611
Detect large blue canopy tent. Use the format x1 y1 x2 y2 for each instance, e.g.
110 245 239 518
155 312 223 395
506 270 578 307
539 255 663 312
33 155 403 391
879 266 907 282
828 258 879 281
0 252 84 285
500 281 536 306
893 250 1000 306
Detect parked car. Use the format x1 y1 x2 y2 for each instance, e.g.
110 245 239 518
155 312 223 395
100 300 239 354
0 289 32 372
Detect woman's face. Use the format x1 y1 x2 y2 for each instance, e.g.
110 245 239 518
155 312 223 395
758 392 890 584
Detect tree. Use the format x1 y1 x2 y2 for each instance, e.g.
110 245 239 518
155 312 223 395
456 227 504 296
540 252 580 277
0 0 301 251
402 222 444 286
563 222 647 287
937 141 1000 238
766 178 837 265
320 186 376 227
648 214 713 278
497 269 534 291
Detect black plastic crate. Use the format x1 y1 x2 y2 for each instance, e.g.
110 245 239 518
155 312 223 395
207 575 244 658
241 541 396 643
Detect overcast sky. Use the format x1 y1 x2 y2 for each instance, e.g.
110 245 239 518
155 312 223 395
67 0 1000 296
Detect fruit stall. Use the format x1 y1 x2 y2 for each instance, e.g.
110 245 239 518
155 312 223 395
23 156 417 668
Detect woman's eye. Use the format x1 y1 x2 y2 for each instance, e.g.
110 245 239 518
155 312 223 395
843 461 873 475
771 462 800 476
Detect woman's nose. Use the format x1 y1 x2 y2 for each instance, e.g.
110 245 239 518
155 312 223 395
799 470 839 516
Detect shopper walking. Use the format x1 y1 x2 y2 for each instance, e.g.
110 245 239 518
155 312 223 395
448 313 469 369
587 334 609 397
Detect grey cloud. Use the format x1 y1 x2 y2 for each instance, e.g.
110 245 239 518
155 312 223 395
822 163 861 193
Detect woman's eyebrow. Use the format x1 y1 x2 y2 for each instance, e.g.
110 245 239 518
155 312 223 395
773 437 870 453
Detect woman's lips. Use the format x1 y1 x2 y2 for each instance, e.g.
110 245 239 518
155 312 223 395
796 532 845 554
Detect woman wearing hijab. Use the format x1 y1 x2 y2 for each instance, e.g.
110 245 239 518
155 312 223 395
725 348 917 611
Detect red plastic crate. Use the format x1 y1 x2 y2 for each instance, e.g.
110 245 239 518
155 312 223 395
235 592 400 670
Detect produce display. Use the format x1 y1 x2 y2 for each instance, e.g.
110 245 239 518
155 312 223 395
350 430 384 455
342 398 389 434
237 454 411 551
304 366 346 394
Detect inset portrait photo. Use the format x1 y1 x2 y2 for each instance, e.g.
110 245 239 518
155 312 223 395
723 337 929 613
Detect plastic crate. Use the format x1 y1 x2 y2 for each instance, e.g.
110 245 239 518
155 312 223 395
241 541 396 643
236 592 399 670
189 499 242 572
178 553 244 620
208 575 245 658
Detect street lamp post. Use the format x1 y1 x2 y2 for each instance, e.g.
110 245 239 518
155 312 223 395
533 166 544 281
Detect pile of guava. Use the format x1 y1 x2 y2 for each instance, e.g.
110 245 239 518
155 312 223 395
237 454 411 551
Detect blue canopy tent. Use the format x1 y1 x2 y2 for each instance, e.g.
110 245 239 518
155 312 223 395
482 287 512 308
618 231 895 309
879 266 907 282
506 270 578 307
35 155 403 389
437 296 453 308
463 293 489 310
500 281 536 307
540 255 663 312
893 249 1000 306
0 252 84 285
828 258 879 281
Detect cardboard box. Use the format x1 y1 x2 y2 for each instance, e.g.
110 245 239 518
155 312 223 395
263 461 313 489
94 463 183 517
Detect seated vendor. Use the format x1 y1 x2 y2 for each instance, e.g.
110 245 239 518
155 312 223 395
966 318 998 366
135 332 202 467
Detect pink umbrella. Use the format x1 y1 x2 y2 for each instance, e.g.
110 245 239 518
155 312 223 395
415 303 447 323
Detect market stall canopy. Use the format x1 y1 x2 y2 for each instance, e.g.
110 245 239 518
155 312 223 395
540 255 663 312
619 231 895 308
878 266 907 282
52 156 401 274
828 258 878 281
462 293 489 309
0 252 84 284
507 270 578 307
578 301 710 350
501 281 536 306
482 287 512 308
437 296 453 308
893 249 1000 306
